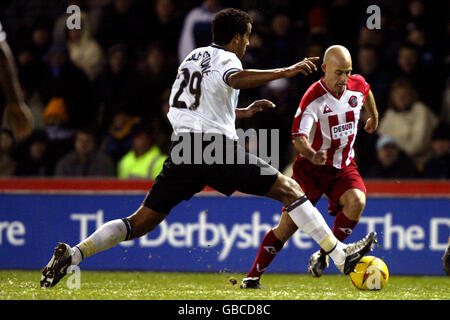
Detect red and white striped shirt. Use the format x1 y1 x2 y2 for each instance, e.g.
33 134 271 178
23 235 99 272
292 74 370 169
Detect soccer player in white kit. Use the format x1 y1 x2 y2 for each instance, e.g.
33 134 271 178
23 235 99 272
40 9 377 288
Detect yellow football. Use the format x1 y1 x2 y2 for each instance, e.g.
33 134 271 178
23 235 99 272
350 256 389 290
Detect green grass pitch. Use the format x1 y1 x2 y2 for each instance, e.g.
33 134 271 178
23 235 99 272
0 270 449 300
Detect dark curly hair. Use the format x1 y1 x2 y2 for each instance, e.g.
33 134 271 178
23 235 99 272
212 8 252 46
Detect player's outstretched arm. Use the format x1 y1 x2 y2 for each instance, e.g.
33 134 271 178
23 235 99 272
0 39 33 141
236 99 275 118
363 90 378 134
293 135 327 166
228 57 320 90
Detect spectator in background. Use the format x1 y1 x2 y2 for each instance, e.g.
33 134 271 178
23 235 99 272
394 43 436 109
53 0 107 44
5 1 66 40
42 97 75 167
406 26 433 65
96 0 146 51
86 0 111 37
101 109 141 163
15 129 53 176
117 125 167 179
404 23 445 110
396 43 420 76
405 0 427 31
243 31 268 69
378 77 438 165
423 123 450 179
304 41 325 61
327 0 360 49
258 77 295 169
0 128 17 175
306 6 328 36
178 0 222 63
52 0 87 42
366 135 418 179
353 116 378 178
40 41 95 129
266 13 295 68
135 44 175 119
356 25 390 63
0 0 446 181
93 44 140 131
356 45 390 113
54 128 115 177
65 12 105 81
15 43 47 129
28 17 53 62
357 26 386 49
291 41 324 103
145 0 182 65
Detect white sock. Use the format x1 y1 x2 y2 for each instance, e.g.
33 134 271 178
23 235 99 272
286 196 346 266
70 246 83 266
328 241 346 267
72 219 131 264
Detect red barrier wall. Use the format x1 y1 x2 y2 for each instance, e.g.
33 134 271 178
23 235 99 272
0 178 448 197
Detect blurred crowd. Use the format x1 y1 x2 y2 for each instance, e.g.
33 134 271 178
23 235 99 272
0 0 448 180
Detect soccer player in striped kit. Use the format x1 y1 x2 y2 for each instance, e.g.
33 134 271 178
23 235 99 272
242 45 379 287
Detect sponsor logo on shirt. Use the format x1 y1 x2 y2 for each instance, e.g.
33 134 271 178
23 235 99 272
331 122 354 139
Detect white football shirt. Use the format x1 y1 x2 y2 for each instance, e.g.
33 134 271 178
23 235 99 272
167 44 243 140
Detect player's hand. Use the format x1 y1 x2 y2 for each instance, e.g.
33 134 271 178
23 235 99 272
311 150 327 166
3 101 33 142
364 116 378 134
283 57 320 78
242 99 276 118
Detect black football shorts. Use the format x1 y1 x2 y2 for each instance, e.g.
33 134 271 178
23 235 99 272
143 133 279 214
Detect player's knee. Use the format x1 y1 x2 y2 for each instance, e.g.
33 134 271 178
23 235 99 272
282 176 304 205
266 174 304 206
345 195 366 219
354 195 366 213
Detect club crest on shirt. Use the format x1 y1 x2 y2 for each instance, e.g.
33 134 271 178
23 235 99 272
348 95 358 108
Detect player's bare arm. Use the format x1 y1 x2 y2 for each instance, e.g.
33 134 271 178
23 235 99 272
227 57 319 90
235 99 276 118
363 90 378 134
0 39 33 141
293 135 327 165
